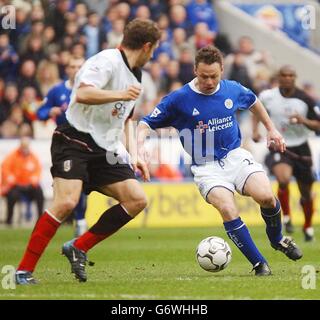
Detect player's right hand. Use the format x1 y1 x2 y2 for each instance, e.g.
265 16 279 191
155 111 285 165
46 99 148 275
267 129 286 153
122 85 141 101
133 158 150 182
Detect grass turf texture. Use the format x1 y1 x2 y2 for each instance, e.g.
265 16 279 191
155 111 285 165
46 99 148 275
0 225 319 300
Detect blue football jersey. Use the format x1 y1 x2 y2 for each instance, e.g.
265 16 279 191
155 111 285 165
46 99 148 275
37 81 71 125
141 79 257 164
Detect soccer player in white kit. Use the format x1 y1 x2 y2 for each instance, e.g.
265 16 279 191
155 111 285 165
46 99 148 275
138 46 303 276
254 65 320 241
15 19 161 284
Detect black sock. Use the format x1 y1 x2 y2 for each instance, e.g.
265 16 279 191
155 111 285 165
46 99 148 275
89 204 132 235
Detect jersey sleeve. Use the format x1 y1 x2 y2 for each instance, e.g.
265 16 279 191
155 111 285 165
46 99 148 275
140 95 174 130
236 82 257 110
77 55 113 89
37 88 55 120
305 96 320 121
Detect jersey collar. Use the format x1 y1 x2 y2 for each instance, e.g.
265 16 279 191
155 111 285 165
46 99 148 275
118 49 142 82
65 80 72 90
188 78 220 95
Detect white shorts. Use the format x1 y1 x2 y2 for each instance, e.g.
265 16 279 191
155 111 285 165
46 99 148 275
191 147 265 202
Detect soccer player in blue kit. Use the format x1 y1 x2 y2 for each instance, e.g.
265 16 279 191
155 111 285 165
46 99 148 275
138 46 302 275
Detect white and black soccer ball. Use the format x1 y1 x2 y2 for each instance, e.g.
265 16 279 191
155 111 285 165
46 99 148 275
196 236 232 272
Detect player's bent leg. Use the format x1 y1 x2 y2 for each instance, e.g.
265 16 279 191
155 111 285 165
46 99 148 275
16 178 83 285
207 187 271 276
65 179 147 282
297 180 315 241
101 179 148 217
50 177 83 220
243 172 302 261
273 163 294 233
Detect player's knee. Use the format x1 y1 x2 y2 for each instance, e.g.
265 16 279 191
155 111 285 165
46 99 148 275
56 198 78 214
257 193 276 208
219 204 238 217
127 196 148 217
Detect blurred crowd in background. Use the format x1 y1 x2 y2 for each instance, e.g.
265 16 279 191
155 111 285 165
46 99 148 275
0 0 319 182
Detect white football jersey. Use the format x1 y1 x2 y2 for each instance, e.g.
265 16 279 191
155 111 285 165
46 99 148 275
259 87 319 147
66 49 141 155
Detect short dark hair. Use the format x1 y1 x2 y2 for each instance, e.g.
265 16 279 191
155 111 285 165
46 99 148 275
195 46 223 68
121 18 161 50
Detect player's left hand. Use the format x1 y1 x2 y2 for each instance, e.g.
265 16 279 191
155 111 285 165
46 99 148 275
133 159 150 182
267 129 286 153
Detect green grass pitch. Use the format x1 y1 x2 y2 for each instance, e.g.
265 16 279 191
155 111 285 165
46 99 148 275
0 225 319 300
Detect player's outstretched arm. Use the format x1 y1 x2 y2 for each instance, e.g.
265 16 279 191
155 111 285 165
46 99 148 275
137 122 152 163
76 84 141 105
250 100 286 153
125 119 150 182
251 113 262 143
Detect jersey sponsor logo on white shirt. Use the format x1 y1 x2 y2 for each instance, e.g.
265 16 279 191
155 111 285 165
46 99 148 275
192 108 200 116
111 102 126 119
224 99 233 109
150 107 161 118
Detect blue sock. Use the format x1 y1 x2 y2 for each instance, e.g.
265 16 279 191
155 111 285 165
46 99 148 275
224 217 267 266
74 193 87 220
260 198 283 245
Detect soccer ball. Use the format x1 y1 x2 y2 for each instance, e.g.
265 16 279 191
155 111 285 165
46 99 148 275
196 236 232 272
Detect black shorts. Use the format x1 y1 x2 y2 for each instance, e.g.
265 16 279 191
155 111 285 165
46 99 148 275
50 123 136 194
265 142 315 184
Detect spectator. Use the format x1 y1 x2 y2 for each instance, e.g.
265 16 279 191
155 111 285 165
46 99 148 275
228 51 253 90
43 26 60 60
149 61 168 94
149 0 168 21
169 5 194 38
0 33 19 81
105 19 125 49
19 20 45 56
74 2 88 29
165 60 180 92
9 7 31 52
153 29 174 60
117 2 131 22
0 136 44 225
186 0 219 35
82 11 102 58
17 59 42 98
101 5 119 34
188 22 214 51
20 86 42 123
21 35 47 65
70 43 86 59
171 27 187 59
178 45 194 84
48 0 71 42
224 36 274 84
36 60 61 97
0 83 19 125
